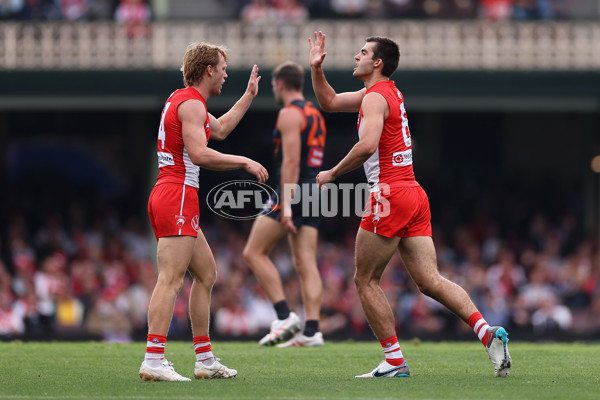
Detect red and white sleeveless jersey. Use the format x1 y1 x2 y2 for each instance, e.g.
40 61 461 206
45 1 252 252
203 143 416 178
155 87 211 189
357 80 414 191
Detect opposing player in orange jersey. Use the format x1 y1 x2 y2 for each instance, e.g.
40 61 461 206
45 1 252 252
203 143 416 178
243 61 327 348
140 42 268 381
309 31 511 378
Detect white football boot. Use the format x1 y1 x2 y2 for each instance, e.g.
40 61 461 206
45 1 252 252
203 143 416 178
277 332 324 347
258 312 302 346
139 360 191 382
355 359 410 378
486 326 512 377
194 358 237 379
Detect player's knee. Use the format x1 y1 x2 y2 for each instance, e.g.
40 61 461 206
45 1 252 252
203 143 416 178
415 275 442 297
157 273 185 294
353 274 369 290
296 264 320 285
242 246 256 265
201 271 217 287
416 281 431 296
242 246 267 270
190 265 217 288
292 254 311 272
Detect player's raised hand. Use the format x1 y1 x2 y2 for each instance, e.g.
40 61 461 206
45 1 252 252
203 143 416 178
309 31 327 68
244 158 269 183
246 64 261 98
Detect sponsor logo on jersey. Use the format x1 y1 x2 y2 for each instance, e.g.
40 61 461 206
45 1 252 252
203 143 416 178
191 215 200 232
392 149 412 167
307 147 324 167
175 215 186 227
158 151 175 167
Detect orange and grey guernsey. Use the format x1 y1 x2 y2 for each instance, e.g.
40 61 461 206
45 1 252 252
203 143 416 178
357 80 414 192
273 99 327 183
155 87 211 189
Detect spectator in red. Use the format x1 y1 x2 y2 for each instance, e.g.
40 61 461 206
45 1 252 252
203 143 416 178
479 0 512 20
272 0 308 23
114 0 151 38
241 0 276 25
61 0 86 20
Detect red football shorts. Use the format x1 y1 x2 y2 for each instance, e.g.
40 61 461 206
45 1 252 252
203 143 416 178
360 182 432 238
148 182 200 241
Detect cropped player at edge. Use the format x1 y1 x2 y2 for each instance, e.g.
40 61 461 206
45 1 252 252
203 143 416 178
141 42 268 382
309 31 511 378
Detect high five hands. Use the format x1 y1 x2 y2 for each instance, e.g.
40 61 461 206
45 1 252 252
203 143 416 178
309 31 327 68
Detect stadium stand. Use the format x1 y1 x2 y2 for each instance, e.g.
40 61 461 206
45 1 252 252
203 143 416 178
1 20 600 70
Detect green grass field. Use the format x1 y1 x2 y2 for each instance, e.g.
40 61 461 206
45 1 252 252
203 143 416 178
0 341 598 399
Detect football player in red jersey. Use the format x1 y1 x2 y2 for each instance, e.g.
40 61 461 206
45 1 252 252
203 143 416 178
140 42 268 381
309 31 511 378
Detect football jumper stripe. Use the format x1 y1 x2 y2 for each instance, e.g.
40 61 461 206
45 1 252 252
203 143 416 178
178 184 186 235
358 118 381 193
182 147 198 188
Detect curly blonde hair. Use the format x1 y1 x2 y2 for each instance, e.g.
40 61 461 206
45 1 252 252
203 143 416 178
180 42 228 87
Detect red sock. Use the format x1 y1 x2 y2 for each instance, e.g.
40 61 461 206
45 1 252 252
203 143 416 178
145 334 166 365
193 336 214 362
468 312 491 347
380 336 405 366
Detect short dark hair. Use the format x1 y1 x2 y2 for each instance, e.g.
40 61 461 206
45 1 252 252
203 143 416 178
272 61 304 91
365 36 400 77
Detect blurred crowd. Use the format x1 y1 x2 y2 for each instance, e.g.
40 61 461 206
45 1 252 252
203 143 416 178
0 0 590 22
0 0 151 23
238 0 576 22
1 179 598 342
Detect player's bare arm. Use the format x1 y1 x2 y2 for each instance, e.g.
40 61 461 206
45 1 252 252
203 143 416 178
309 31 365 113
278 106 303 234
210 64 261 141
180 99 268 183
316 93 386 188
